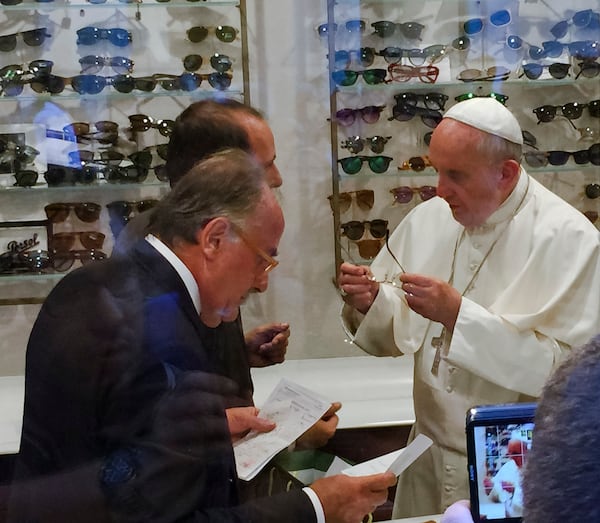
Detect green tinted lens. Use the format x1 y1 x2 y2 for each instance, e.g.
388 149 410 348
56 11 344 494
338 157 363 174
368 156 392 173
332 70 358 86
215 25 236 42
362 69 387 84
187 26 208 42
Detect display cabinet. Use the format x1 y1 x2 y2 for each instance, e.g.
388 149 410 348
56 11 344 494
323 0 600 280
0 0 250 305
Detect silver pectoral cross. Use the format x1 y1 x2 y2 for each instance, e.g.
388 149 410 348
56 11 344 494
430 327 447 376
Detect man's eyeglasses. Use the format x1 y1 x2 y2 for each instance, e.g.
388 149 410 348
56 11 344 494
390 185 437 204
371 21 425 40
328 190 375 213
186 25 238 43
457 66 511 82
229 222 279 274
331 68 388 87
394 92 449 111
333 105 385 127
337 155 393 175
0 28 51 52
387 63 439 84
519 63 571 80
463 9 511 35
340 135 391 154
388 103 443 128
76 27 132 47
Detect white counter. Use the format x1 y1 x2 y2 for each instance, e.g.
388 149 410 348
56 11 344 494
251 356 415 429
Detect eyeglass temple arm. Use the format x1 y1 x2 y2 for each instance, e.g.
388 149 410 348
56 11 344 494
385 231 407 274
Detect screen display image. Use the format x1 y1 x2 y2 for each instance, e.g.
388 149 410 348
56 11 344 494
471 422 534 521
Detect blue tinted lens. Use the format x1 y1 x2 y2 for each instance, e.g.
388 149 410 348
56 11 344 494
506 34 522 49
179 73 199 91
523 63 543 79
76 27 98 45
542 40 564 58
572 9 592 27
550 20 568 39
72 75 106 94
108 29 131 47
528 45 546 60
463 18 483 34
490 9 510 26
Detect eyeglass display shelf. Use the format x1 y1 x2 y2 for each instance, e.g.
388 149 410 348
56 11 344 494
1 179 169 192
1 0 240 10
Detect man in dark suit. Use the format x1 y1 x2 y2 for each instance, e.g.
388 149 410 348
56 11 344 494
8 149 395 522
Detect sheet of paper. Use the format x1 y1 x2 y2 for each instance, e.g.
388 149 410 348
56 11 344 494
233 378 332 481
341 434 433 477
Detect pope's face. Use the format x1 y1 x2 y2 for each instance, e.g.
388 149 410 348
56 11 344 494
429 119 506 228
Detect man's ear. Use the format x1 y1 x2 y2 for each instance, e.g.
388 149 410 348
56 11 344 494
196 217 230 260
499 158 521 189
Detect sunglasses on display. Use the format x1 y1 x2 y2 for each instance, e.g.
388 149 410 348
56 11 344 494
0 28 51 52
44 164 99 186
0 139 40 165
128 114 175 137
551 9 600 39
0 59 53 79
522 130 539 149
371 21 425 40
12 170 38 187
388 103 443 128
457 66 511 82
576 127 600 142
331 68 388 87
333 105 385 127
317 19 366 37
76 27 132 47
182 53 233 73
576 61 600 79
394 92 449 111
397 156 432 172
586 183 600 199
390 185 437 204
387 63 439 83
79 55 134 74
524 143 600 167
341 219 388 241
67 149 125 166
186 25 238 43
45 202 102 223
0 249 51 274
533 101 600 125
330 47 376 68
377 38 470 66
340 135 391 154
51 249 107 272
463 9 511 35
454 92 509 104
107 199 159 224
50 231 106 252
338 155 393 175
519 62 571 80
60 121 119 145
328 190 375 213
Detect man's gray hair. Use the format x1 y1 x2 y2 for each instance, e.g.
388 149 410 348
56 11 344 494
148 148 266 246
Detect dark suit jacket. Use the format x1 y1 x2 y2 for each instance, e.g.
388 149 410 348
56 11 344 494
9 241 314 523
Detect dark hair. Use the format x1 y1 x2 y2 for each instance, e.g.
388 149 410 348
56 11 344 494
522 333 600 522
148 148 266 246
165 99 264 187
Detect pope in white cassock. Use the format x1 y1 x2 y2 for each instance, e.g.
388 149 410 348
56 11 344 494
338 98 600 518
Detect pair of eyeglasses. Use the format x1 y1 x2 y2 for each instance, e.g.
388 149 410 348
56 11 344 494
519 63 571 80
76 27 132 47
524 143 600 167
454 92 509 105
186 25 238 44
86 163 149 184
333 105 385 127
341 219 388 241
13 170 38 187
0 28 51 52
327 190 375 212
51 249 107 272
341 135 391 154
551 9 600 39
389 103 443 128
338 155 393 175
182 53 232 73
331 48 376 69
331 68 388 87
45 202 101 223
390 185 437 204
585 183 600 199
79 55 134 74
128 114 174 137
371 21 425 40
533 101 600 125
458 66 511 82
317 20 366 37
59 121 119 145
463 9 511 35
107 199 158 224
576 61 600 79
51 231 105 252
394 92 448 111
387 63 439 84
397 156 432 172
229 221 279 274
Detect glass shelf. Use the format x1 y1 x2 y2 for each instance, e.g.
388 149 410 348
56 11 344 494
0 0 239 10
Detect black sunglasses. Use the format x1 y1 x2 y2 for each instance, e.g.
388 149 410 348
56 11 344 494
128 114 174 137
394 91 449 111
371 20 425 40
186 25 238 43
388 102 442 128
333 105 385 127
330 47 376 68
340 135 391 154
45 202 102 223
524 143 600 167
331 68 388 87
341 219 389 241
519 63 571 80
533 100 600 125
51 249 107 272
0 28 51 52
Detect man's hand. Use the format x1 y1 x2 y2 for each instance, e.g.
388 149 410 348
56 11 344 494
311 472 396 523
338 262 379 314
226 406 276 442
296 402 342 449
400 273 462 331
245 322 290 367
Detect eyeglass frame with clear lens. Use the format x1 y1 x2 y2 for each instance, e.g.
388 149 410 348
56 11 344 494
387 63 440 84
229 221 279 274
